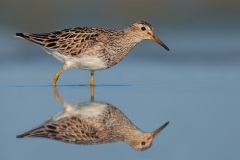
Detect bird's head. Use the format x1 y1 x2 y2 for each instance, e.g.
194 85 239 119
126 121 169 151
130 21 169 51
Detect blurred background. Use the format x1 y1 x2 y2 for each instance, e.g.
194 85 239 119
1 0 239 65
1 0 239 85
0 0 240 160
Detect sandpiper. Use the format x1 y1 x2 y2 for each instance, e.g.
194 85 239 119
16 21 169 86
16 87 169 151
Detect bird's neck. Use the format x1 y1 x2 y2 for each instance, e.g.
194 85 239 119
122 128 145 145
106 28 143 66
115 120 143 143
109 108 143 142
122 27 143 48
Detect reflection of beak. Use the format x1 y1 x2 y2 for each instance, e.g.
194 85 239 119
150 35 170 51
150 121 169 138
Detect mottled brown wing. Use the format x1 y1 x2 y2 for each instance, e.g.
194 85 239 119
16 27 100 56
16 117 100 144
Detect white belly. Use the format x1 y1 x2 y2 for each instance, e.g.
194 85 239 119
44 48 108 70
67 56 107 70
52 102 108 121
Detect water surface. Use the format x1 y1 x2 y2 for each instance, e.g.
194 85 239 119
1 55 240 160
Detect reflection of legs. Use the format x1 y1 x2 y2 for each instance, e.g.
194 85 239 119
53 86 64 105
52 65 68 86
90 71 95 86
53 86 70 109
90 85 94 101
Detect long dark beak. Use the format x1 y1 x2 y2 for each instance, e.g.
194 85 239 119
150 121 169 138
150 35 170 51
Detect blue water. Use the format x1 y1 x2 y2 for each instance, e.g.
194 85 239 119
1 51 240 159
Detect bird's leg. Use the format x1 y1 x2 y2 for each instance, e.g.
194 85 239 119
53 68 64 86
90 71 95 86
52 65 68 86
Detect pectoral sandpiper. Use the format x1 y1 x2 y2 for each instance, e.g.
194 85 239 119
16 21 169 86
16 87 169 151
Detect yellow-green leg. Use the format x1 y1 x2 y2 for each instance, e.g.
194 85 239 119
52 66 66 86
90 71 95 86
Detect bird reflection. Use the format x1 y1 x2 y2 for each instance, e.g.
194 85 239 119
17 86 169 151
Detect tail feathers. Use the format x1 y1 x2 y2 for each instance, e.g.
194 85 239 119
16 133 27 138
16 33 23 37
16 126 46 138
16 33 26 38
15 33 49 46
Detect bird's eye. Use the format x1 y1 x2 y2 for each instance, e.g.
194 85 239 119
141 27 146 31
141 141 146 145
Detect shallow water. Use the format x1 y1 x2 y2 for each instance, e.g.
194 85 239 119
1 0 240 158
1 53 240 160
